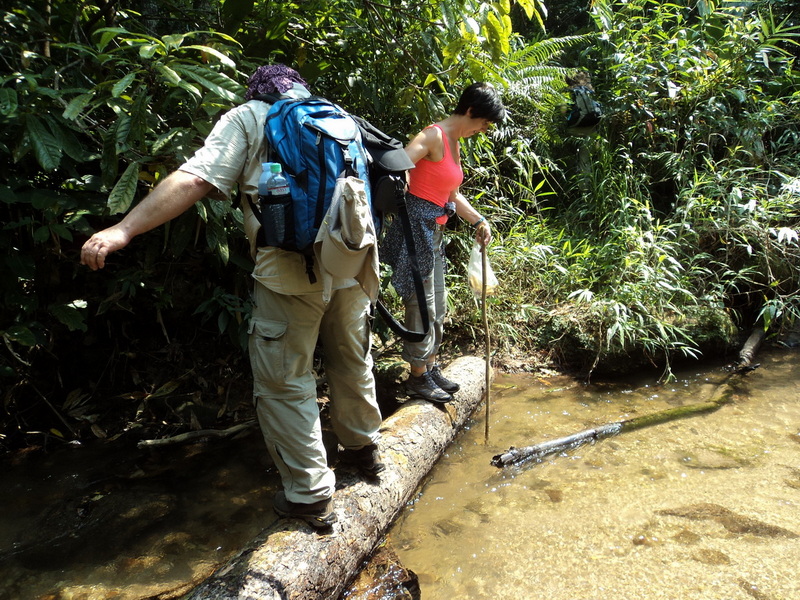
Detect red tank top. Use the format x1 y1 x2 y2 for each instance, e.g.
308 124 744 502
408 124 463 224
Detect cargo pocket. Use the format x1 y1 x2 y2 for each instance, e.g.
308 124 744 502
248 318 289 393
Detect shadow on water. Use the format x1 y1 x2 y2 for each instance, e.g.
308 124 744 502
0 430 281 600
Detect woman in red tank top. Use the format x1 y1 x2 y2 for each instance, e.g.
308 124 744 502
382 82 506 404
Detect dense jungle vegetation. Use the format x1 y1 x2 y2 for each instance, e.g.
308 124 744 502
1 0 799 453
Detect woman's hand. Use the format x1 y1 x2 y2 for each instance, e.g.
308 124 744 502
474 218 492 247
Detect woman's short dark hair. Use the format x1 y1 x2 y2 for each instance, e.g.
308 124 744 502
453 82 506 123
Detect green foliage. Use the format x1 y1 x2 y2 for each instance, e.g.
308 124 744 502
0 0 551 449
469 0 800 378
3 0 800 447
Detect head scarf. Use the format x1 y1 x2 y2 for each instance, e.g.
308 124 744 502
245 64 309 100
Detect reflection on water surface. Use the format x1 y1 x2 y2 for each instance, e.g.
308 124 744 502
388 349 800 600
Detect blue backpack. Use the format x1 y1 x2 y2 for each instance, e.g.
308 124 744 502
262 96 372 253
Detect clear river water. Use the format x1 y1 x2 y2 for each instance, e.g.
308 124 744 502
1 348 798 600
387 348 800 600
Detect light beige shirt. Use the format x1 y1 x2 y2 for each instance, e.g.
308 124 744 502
180 95 356 295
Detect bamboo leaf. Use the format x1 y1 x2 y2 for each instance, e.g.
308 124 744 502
107 161 140 214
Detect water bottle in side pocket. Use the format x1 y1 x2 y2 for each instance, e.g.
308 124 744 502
257 162 294 248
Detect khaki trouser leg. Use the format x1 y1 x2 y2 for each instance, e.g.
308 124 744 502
319 285 383 449
402 229 446 369
249 283 335 504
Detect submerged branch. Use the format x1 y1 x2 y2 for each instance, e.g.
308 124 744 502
136 421 258 449
493 323 767 469
491 383 737 468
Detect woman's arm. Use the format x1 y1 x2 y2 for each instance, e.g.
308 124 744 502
452 190 491 246
403 126 443 164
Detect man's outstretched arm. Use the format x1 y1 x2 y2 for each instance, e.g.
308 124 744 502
81 170 214 270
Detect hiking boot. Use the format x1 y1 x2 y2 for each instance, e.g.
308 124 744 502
428 364 460 394
273 491 337 530
339 443 386 477
404 371 452 404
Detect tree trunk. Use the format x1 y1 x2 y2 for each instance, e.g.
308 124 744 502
185 356 491 600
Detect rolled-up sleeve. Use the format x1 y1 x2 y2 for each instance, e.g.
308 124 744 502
180 107 253 200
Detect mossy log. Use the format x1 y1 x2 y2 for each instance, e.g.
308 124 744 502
492 326 766 469
185 356 491 600
491 380 737 468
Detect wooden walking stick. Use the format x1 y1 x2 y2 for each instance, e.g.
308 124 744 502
482 240 491 443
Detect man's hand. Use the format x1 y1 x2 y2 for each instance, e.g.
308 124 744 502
81 226 132 270
80 170 214 271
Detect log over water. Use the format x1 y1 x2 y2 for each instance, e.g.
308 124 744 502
185 356 491 600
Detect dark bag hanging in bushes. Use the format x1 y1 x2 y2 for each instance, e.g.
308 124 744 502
567 85 603 128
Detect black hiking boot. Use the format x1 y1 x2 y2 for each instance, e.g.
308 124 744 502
428 364 460 394
273 491 337 531
404 371 452 404
338 443 386 477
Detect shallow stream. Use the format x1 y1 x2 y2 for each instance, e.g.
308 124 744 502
388 348 800 599
1 348 798 599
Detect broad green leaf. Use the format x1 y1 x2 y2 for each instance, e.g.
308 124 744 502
0 88 18 116
63 92 95 121
94 27 129 52
148 380 181 398
33 225 50 242
151 128 184 154
3 325 37 346
515 0 536 19
25 115 61 171
183 45 237 69
464 17 480 35
162 34 186 50
139 43 162 59
115 113 131 149
128 91 150 146
50 223 74 241
112 72 138 97
107 161 140 214
154 62 181 85
173 64 243 102
49 301 88 332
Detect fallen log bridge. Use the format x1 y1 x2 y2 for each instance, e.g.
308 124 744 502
186 356 491 600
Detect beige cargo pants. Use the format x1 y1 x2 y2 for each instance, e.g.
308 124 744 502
248 281 382 504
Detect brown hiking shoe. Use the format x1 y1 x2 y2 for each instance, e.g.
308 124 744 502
339 443 386 477
273 491 337 530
